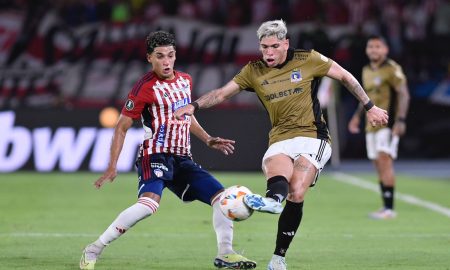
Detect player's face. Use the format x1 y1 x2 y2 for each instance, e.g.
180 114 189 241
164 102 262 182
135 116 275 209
259 36 289 67
366 39 388 63
147 46 176 80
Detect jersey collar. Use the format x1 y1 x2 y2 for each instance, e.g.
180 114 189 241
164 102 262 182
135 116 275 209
273 48 294 69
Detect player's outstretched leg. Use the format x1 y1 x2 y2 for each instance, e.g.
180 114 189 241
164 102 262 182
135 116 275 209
243 193 283 214
214 254 257 269
267 254 287 270
212 194 257 269
80 197 159 269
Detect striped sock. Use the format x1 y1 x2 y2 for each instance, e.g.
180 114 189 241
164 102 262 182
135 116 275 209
98 197 159 245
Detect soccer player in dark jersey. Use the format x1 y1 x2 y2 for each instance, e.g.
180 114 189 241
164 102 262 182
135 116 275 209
348 35 410 220
174 20 388 270
79 31 256 270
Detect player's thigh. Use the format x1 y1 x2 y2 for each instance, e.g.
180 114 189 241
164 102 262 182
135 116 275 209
289 141 331 200
172 158 224 205
136 153 175 200
368 128 396 159
365 132 377 160
262 140 293 178
262 153 294 180
288 156 319 202
375 128 398 159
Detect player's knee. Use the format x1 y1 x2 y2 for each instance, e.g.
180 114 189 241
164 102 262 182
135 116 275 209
287 189 305 203
137 197 160 215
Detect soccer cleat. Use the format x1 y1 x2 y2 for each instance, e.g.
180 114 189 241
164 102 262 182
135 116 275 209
80 244 103 270
369 208 397 220
214 253 257 269
243 194 283 214
267 255 287 270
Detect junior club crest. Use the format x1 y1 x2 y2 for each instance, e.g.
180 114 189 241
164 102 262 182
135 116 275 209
291 69 302 83
153 169 163 178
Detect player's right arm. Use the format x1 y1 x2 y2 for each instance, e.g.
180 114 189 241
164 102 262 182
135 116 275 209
327 61 388 127
174 80 241 120
94 114 134 189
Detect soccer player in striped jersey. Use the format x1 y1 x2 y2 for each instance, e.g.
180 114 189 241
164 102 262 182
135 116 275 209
348 35 410 220
80 31 256 270
175 20 388 270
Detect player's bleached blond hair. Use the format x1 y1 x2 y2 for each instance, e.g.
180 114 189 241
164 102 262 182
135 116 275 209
257 20 288 41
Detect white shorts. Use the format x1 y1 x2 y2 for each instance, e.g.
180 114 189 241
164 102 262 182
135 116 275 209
366 128 399 160
262 136 332 173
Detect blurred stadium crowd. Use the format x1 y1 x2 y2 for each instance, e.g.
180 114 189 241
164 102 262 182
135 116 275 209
0 0 449 159
1 0 449 103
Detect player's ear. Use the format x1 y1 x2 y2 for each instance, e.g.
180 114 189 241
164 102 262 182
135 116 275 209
146 53 152 63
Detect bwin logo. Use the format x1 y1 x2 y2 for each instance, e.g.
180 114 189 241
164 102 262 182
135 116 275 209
282 231 295 236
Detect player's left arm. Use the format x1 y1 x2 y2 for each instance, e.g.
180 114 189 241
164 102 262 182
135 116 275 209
327 61 388 127
189 115 235 155
392 82 410 136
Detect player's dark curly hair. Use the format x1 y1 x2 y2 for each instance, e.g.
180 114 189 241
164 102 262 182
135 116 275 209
146 31 176 54
367 34 388 45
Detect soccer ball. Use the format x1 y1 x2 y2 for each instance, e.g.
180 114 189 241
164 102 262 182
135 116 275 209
219 185 254 221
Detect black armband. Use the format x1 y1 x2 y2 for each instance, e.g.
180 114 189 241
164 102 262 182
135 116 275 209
363 100 374 111
190 101 200 112
396 117 406 123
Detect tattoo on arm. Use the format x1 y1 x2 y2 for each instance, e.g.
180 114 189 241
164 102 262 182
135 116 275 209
196 89 224 109
342 75 370 105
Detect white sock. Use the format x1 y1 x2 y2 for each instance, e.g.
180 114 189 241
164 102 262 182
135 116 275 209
212 197 234 255
98 197 159 245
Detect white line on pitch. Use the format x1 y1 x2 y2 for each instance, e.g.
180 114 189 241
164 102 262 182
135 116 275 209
0 232 210 238
331 172 450 218
1 232 449 238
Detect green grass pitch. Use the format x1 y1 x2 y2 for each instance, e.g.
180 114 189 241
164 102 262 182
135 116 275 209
0 171 449 269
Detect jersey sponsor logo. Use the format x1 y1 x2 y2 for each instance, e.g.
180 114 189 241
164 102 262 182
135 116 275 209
264 87 303 102
261 78 292 87
153 168 163 178
150 162 169 171
156 124 166 146
172 97 190 111
125 99 135 110
168 118 190 125
290 69 302 82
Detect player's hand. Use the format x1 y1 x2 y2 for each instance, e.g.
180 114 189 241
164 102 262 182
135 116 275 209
348 116 361 134
174 104 195 120
366 106 388 127
392 121 406 136
94 167 117 189
206 136 235 155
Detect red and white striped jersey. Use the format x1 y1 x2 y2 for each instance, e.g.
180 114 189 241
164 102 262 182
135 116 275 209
121 70 193 156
